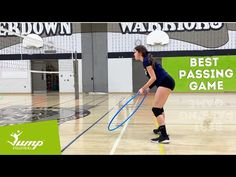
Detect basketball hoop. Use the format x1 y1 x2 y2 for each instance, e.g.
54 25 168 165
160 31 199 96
22 33 44 48
147 30 169 46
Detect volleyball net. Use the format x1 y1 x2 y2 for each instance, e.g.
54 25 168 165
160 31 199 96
0 26 75 74
0 25 80 98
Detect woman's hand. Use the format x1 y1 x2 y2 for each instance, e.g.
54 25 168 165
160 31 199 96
138 87 145 94
145 88 150 93
139 87 150 94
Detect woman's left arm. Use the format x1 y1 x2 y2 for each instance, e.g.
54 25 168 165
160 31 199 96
142 66 156 90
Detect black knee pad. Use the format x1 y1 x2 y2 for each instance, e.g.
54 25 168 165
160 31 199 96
152 107 164 117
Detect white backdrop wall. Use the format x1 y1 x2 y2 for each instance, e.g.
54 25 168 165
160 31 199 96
108 58 132 92
0 60 31 93
59 59 82 93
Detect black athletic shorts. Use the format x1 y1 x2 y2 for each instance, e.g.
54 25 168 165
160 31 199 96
159 75 175 91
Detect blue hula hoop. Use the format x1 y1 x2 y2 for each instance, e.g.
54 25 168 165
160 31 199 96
108 92 147 131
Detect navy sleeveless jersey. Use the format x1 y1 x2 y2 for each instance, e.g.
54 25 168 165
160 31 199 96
143 56 169 87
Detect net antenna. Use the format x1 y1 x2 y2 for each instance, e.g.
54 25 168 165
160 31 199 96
146 30 169 46
0 26 80 99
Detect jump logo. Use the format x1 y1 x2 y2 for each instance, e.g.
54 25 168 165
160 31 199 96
7 130 44 150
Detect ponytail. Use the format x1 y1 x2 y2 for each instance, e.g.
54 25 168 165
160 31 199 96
147 53 156 70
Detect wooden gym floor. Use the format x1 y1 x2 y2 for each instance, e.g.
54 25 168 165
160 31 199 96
0 92 236 155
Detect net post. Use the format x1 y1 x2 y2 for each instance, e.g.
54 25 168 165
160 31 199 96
73 51 79 100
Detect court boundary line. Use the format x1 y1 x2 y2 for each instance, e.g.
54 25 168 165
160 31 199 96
61 96 127 153
109 110 131 155
109 96 141 155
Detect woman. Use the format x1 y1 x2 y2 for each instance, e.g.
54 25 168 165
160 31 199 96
133 45 175 144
